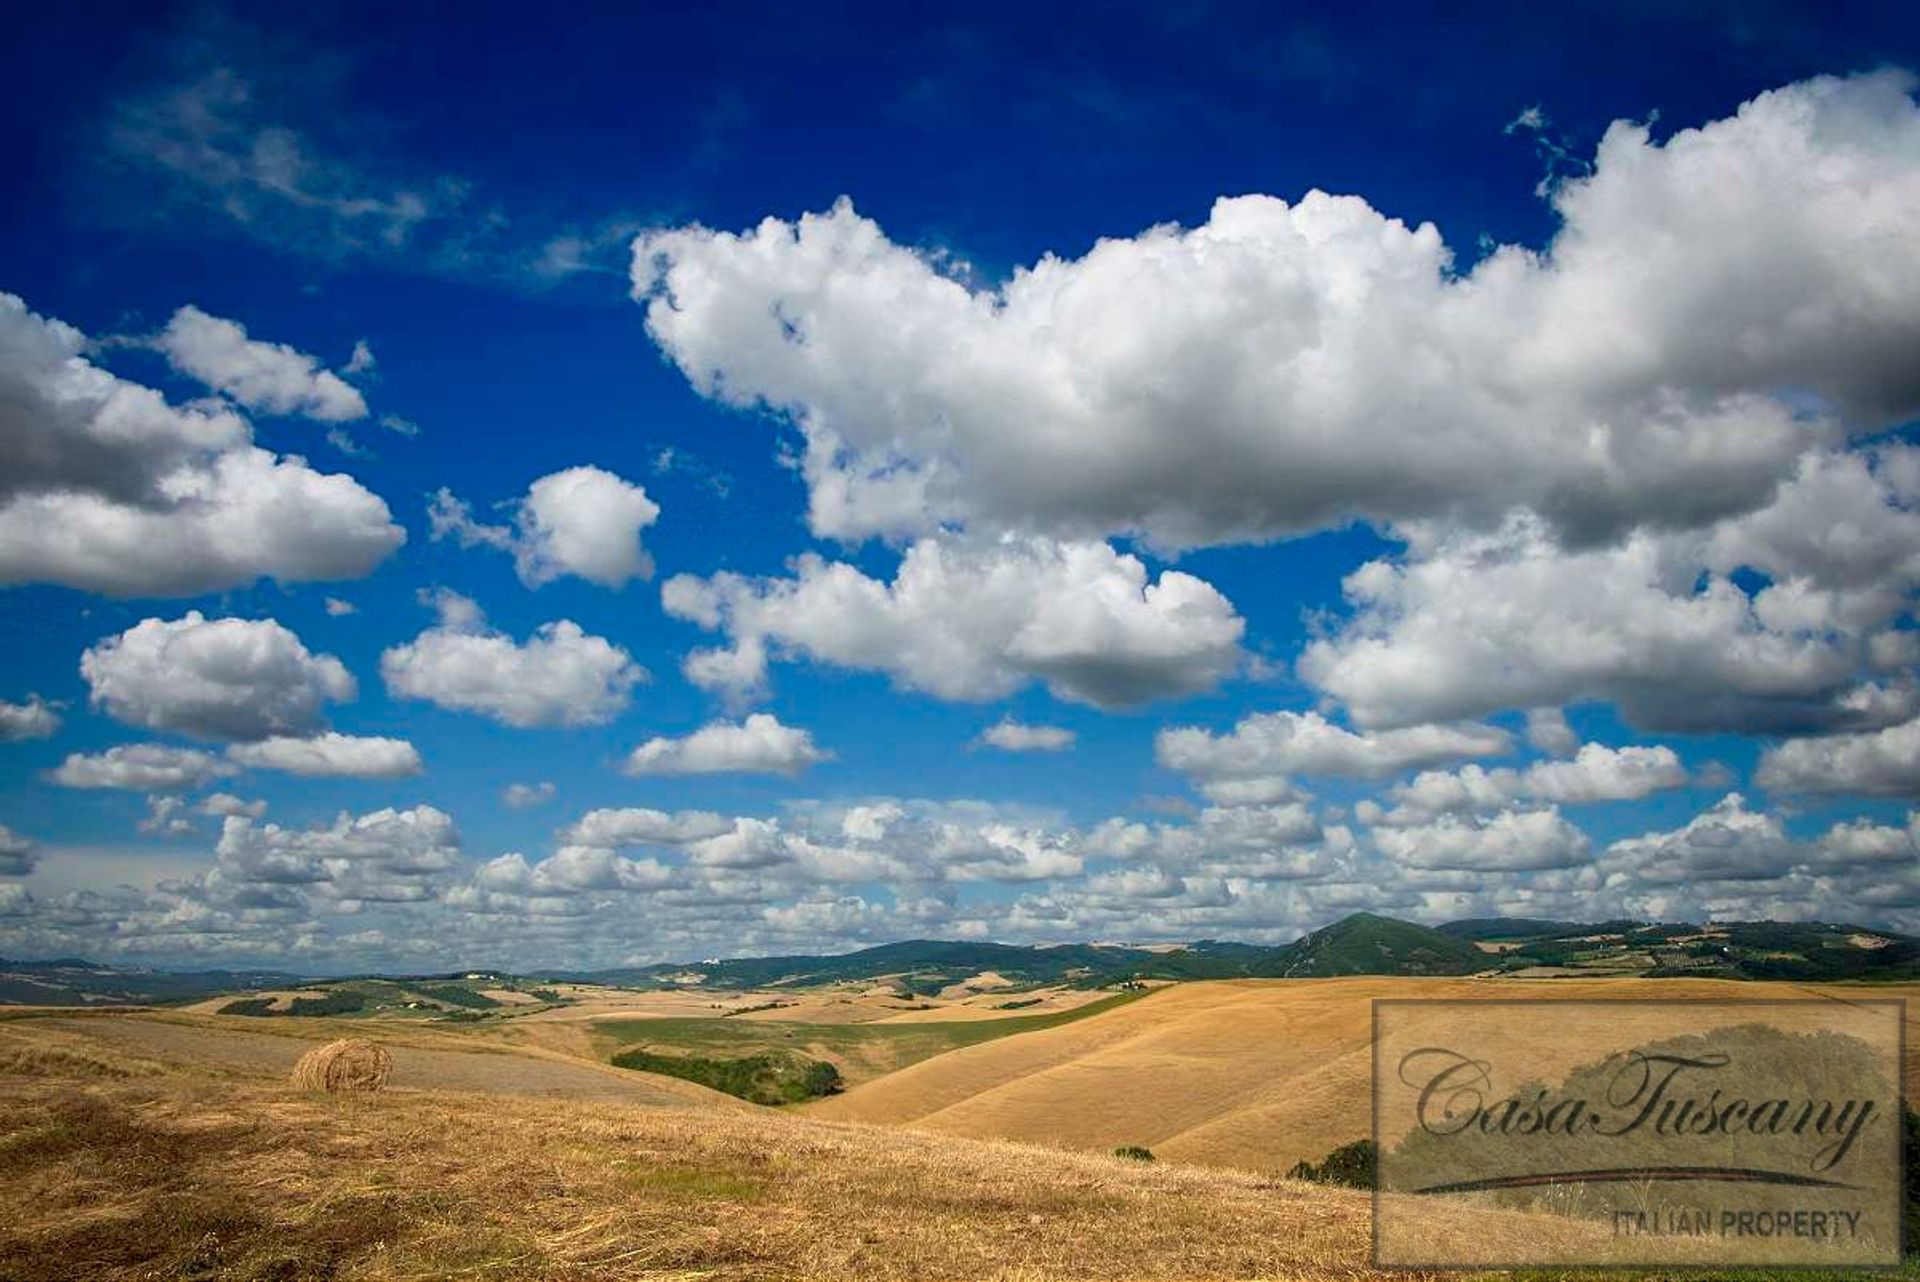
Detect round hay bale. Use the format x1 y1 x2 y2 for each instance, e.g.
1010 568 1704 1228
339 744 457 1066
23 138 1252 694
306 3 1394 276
290 1038 392 1094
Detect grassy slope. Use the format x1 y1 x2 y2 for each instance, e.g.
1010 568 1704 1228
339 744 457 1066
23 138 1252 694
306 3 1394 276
1 993 1912 1280
1261 912 1485 977
0 1024 1402 1281
816 975 1920 1173
596 987 1153 1086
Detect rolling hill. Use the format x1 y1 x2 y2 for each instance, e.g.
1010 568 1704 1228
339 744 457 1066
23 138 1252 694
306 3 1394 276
0 958 299 1007
810 974 1920 1173
9 913 1920 1009
556 937 1296 991
1255 911 1483 976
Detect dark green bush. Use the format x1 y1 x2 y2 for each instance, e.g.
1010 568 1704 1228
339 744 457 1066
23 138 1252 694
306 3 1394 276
219 990 366 1017
415 985 501 1010
285 990 366 1016
611 1048 842 1105
1113 1145 1155 1162
1287 1138 1375 1189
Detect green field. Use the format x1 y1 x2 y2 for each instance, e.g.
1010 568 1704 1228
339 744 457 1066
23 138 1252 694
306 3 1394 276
595 988 1154 1085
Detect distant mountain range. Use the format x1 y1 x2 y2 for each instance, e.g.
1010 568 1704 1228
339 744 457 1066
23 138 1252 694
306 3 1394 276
0 958 298 1007
6 913 1917 1006
550 912 1920 989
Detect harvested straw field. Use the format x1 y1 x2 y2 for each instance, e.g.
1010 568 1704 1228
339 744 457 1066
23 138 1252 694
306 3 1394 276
0 1008 1661 1281
289 1038 392 1092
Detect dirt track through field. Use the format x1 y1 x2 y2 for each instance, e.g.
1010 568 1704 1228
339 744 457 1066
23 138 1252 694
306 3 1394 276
34 1016 731 1108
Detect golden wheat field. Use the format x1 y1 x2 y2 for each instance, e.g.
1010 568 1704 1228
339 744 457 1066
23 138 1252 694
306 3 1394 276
1 978 1913 1280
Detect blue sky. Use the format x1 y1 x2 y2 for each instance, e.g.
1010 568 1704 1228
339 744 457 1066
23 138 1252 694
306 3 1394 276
1 2 1918 971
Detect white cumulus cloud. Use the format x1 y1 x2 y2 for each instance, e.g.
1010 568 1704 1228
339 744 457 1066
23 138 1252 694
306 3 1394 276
632 74 1920 551
976 719 1075 752
1373 807 1592 872
152 305 367 421
226 733 423 779
199 793 267 819
501 781 555 809
624 714 830 777
663 534 1244 708
380 591 644 728
430 466 660 589
1298 459 1920 734
0 291 402 597
1599 795 1798 885
50 743 237 791
0 695 61 742
559 807 735 847
215 805 461 888
1156 711 1509 798
1756 716 1920 798
1377 744 1690 822
82 612 355 741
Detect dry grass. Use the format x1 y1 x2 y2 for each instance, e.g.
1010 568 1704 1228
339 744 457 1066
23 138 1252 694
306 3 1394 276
815 976 1920 1172
0 993 1893 1280
0 1015 1499 1282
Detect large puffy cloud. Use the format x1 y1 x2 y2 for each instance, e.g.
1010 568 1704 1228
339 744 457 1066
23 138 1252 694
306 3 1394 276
225 733 423 779
1756 716 1920 798
1300 447 1920 733
471 848 676 898
380 591 644 728
1156 710 1508 799
0 291 403 596
214 805 461 891
632 74 1920 551
0 695 60 742
1815 813 1920 867
2 291 245 502
1597 794 1800 886
82 613 355 741
49 743 237 791
624 714 830 777
430 466 660 589
1375 743 1690 822
1089 804 1331 879
1372 807 1593 872
152 305 366 421
663 534 1244 707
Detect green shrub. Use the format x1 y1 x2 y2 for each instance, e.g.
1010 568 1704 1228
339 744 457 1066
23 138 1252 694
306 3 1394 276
219 990 366 1017
611 1048 842 1105
1113 1145 1155 1162
415 985 501 1010
285 990 366 1016
1287 1138 1374 1189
